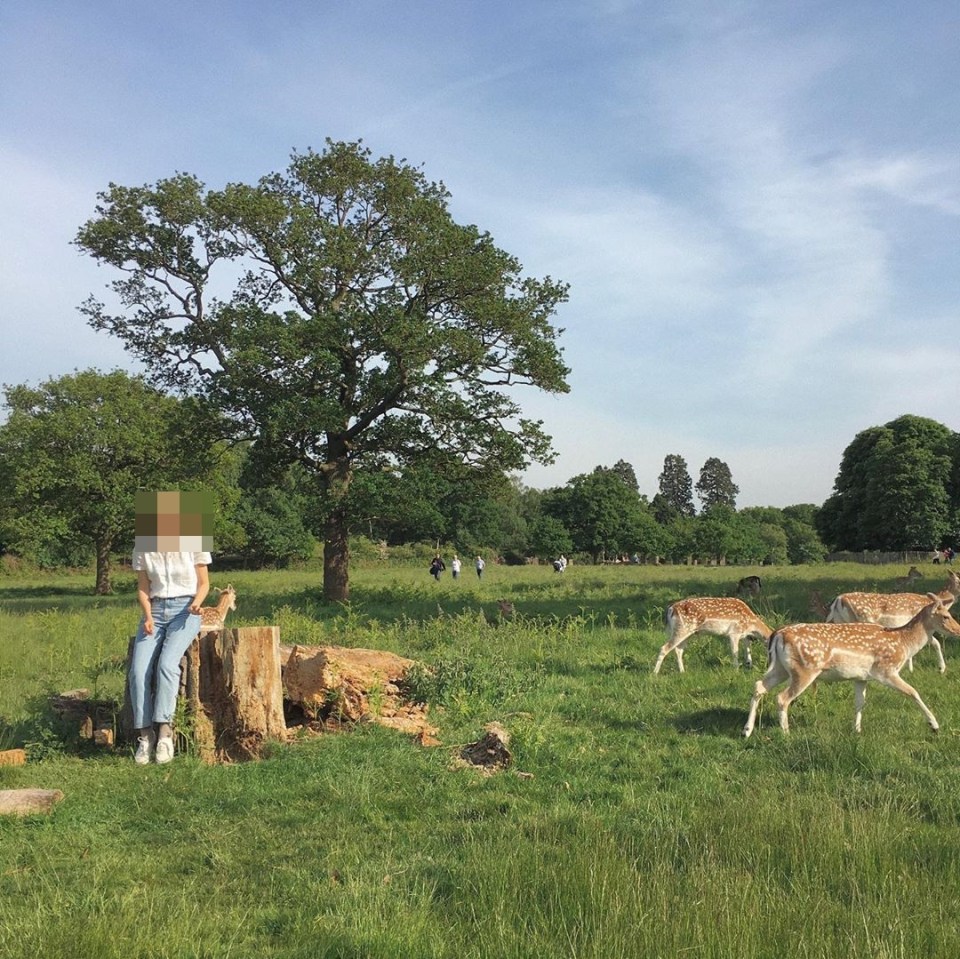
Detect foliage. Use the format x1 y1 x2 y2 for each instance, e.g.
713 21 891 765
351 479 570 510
656 453 696 518
695 456 739 511
819 415 958 550
0 369 227 593
75 141 570 601
543 469 665 561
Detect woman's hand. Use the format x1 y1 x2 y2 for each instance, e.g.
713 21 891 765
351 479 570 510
143 614 155 635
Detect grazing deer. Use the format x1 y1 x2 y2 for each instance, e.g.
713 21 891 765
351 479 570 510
826 571 960 672
198 585 237 635
892 566 923 590
653 597 773 674
733 575 762 597
743 594 960 737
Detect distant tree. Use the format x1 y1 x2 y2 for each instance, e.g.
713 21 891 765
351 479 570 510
694 505 754 565
0 370 225 593
695 457 739 512
75 140 570 602
657 454 696 517
527 513 573 562
818 415 956 550
544 470 662 562
609 459 640 493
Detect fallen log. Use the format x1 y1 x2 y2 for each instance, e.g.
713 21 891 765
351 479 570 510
282 644 439 743
0 789 64 816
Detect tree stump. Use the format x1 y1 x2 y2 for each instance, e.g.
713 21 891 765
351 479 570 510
123 627 286 762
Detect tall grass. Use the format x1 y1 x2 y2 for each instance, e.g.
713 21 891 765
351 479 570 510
2 562 960 957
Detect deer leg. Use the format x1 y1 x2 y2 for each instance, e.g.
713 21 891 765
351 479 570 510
853 680 867 733
743 659 789 737
654 627 690 674
879 672 940 732
776 670 820 734
929 636 946 674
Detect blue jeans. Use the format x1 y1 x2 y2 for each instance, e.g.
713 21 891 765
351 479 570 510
128 597 201 728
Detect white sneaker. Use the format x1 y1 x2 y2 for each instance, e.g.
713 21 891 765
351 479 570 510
155 737 175 764
134 733 155 765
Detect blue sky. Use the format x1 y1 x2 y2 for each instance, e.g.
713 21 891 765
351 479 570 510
2 1 958 507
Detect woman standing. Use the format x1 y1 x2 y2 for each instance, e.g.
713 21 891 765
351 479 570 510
129 550 210 764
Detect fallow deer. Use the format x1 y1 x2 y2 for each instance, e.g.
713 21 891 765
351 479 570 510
733 575 762 597
743 594 960 737
653 597 773 674
198 584 237 635
892 566 923 590
826 571 960 672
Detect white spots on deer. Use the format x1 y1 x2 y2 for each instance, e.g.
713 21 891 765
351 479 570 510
653 597 772 674
742 595 960 737
199 584 237 635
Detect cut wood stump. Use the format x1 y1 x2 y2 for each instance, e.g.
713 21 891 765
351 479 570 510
0 789 64 816
458 722 512 774
123 627 287 762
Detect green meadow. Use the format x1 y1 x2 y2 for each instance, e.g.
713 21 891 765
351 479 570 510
3 561 960 959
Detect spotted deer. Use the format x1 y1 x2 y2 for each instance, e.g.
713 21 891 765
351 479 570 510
653 597 773 674
198 584 237 635
743 594 960 737
826 571 960 672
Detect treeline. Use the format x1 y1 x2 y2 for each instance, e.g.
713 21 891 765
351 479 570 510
0 371 827 593
2 372 958 595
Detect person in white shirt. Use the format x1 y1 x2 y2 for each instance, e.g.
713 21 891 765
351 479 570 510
129 548 211 764
475 555 485 579
451 555 462 579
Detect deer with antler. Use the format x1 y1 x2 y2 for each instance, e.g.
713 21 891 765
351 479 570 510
743 594 960 737
198 584 237 635
826 571 960 672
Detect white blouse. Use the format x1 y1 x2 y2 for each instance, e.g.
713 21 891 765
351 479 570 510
133 551 213 598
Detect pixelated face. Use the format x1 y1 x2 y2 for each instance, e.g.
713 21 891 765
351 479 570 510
135 490 214 552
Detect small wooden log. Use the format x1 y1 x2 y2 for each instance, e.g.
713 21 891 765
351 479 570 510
0 749 27 767
0 789 64 816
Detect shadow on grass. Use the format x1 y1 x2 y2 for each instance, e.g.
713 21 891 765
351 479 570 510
669 706 746 737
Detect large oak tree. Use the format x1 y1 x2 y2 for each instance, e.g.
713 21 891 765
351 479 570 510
76 141 570 600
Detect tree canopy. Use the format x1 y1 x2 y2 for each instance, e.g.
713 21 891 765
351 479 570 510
75 140 570 600
695 457 739 512
818 415 958 550
0 370 226 593
656 454 695 518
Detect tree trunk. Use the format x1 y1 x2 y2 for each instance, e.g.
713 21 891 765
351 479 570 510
123 627 286 762
94 537 112 595
322 445 353 603
181 627 287 762
323 506 350 603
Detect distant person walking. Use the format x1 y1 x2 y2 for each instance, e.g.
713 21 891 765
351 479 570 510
451 555 462 579
475 555 485 579
429 554 446 581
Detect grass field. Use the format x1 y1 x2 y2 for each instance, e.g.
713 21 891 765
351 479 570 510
3 561 960 958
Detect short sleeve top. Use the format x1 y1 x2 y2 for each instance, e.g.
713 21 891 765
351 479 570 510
132 551 212 598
